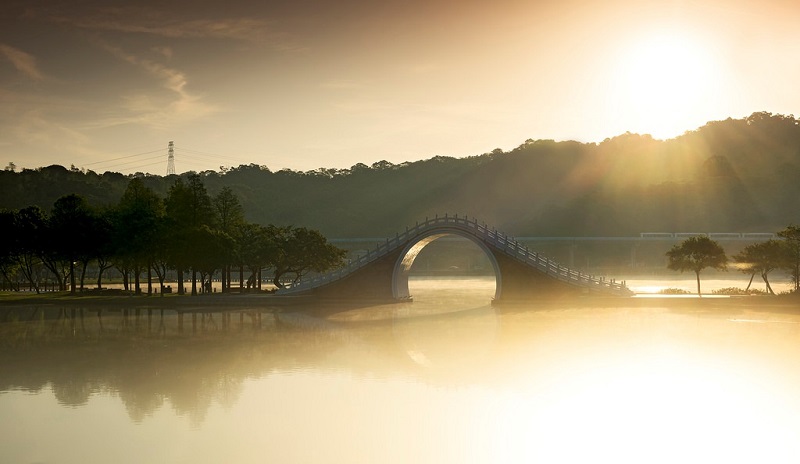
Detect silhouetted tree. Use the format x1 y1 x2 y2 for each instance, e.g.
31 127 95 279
733 240 784 294
666 236 728 296
0 210 19 290
165 174 214 295
92 208 116 289
190 226 235 292
777 225 800 292
14 206 49 293
115 179 164 294
266 225 346 288
213 187 244 293
165 174 215 230
236 223 273 290
50 194 95 293
147 216 173 294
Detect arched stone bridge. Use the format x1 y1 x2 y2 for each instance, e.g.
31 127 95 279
277 215 634 301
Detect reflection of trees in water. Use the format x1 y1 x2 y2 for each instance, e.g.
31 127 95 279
0 307 274 422
52 378 101 407
0 306 391 424
0 334 259 424
6 300 800 435
0 304 509 424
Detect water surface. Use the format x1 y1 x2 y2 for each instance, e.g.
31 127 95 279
2 277 800 463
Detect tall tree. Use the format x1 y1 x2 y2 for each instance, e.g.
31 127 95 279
13 206 49 293
777 225 800 292
165 174 215 230
190 226 235 293
148 215 172 294
214 187 244 232
0 210 20 290
266 225 346 289
733 240 784 294
50 194 95 293
666 236 728 296
213 187 244 292
92 208 116 290
235 222 270 291
165 174 214 295
115 179 164 295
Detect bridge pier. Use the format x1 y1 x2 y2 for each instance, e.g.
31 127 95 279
306 247 403 301
492 251 586 301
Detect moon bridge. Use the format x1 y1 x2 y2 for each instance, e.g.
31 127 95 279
277 215 634 301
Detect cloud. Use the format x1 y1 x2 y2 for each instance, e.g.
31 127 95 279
13 109 90 146
93 41 219 128
0 104 100 170
0 43 45 80
152 46 173 59
41 7 301 51
0 88 102 152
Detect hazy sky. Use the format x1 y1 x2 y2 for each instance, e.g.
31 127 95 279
1 0 799 175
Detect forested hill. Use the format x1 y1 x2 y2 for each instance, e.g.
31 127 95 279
2 111 800 237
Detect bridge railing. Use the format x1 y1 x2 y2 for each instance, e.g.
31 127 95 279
278 214 632 296
473 218 630 295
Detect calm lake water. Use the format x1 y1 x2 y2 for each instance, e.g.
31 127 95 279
2 277 800 463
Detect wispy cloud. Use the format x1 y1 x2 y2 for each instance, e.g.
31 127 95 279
0 43 45 80
40 7 301 51
0 88 102 154
0 101 99 170
13 109 90 146
92 41 218 128
151 45 173 59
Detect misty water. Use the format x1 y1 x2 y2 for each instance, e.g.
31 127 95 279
3 277 800 464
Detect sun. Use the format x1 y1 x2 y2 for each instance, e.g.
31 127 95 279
611 31 722 139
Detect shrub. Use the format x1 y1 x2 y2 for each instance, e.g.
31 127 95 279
712 287 767 295
659 287 692 295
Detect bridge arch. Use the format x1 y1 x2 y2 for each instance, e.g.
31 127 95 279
277 215 633 300
391 229 501 300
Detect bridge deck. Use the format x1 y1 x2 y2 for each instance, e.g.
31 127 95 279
279 215 633 298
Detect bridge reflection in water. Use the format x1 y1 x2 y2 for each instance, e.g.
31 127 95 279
278 214 633 301
3 295 800 464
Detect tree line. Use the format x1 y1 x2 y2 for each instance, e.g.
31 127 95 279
666 225 800 296
3 112 800 238
0 174 345 295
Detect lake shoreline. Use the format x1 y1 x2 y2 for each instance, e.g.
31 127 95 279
0 291 306 309
2 290 800 313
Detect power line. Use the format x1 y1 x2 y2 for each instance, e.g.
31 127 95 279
75 142 260 175
81 148 164 167
175 146 255 166
173 151 224 164
94 153 165 171
177 146 222 156
117 160 168 173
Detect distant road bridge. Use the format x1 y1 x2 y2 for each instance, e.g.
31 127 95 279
277 215 633 301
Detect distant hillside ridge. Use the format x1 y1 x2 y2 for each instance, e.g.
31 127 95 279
1 111 799 237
